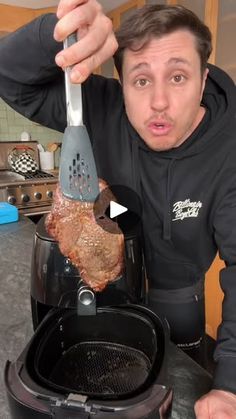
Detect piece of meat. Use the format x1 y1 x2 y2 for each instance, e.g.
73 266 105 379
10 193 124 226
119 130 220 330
45 180 124 291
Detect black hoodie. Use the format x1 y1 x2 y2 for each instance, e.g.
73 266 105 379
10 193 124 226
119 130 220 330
1 13 236 394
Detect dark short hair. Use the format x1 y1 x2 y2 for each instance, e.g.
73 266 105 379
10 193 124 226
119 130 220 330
114 4 212 78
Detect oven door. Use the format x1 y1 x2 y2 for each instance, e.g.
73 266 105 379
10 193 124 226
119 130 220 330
19 205 52 223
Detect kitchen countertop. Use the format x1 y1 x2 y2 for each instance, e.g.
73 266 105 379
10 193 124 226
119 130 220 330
0 215 212 419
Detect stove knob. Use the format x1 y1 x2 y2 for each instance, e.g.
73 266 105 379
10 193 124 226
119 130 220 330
47 190 53 199
34 192 42 200
8 195 16 205
21 194 30 203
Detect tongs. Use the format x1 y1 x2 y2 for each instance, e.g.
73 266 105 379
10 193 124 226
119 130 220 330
59 33 99 202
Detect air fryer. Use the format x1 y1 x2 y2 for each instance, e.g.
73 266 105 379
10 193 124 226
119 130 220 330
5 305 172 418
5 215 173 418
31 215 146 328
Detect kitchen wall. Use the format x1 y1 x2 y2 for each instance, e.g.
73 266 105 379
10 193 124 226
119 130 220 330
0 3 63 165
0 97 63 166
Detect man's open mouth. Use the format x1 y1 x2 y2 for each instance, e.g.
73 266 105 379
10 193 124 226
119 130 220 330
148 121 172 135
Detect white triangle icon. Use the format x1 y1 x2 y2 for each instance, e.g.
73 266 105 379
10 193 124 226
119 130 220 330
110 201 128 219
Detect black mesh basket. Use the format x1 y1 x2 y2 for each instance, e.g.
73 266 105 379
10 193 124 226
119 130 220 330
31 305 166 401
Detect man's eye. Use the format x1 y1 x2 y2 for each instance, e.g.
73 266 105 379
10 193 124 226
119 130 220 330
172 74 185 83
135 78 149 87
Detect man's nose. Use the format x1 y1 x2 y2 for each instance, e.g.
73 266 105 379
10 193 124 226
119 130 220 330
150 84 169 111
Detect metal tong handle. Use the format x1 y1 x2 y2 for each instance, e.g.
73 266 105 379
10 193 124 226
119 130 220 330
64 33 83 127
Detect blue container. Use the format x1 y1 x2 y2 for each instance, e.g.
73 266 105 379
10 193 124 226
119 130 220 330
0 202 19 225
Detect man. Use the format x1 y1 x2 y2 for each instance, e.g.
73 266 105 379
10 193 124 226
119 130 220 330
1 0 236 417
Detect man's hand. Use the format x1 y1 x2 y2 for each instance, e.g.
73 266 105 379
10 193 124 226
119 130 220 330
53 0 118 83
194 389 236 418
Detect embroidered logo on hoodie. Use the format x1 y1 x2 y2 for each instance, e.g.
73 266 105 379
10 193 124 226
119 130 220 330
172 199 202 221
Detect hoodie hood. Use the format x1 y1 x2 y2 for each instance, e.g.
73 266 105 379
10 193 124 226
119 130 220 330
129 64 236 241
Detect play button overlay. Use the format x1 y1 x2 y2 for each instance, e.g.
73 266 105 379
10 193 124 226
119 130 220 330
94 185 142 234
110 201 128 218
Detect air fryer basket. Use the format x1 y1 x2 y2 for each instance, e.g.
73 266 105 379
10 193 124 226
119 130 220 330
49 341 152 396
33 306 165 400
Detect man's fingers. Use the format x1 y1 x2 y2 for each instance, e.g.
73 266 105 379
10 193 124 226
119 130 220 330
57 0 88 19
54 0 117 81
55 17 117 75
54 2 100 41
69 34 118 83
194 397 209 419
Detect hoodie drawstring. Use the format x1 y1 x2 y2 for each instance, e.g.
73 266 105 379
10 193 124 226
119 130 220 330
163 159 175 241
131 138 142 197
132 134 175 242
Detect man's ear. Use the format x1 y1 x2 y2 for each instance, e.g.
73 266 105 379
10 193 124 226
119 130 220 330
204 68 209 83
200 68 209 99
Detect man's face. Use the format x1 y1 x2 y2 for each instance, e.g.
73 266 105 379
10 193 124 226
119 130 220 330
122 30 208 151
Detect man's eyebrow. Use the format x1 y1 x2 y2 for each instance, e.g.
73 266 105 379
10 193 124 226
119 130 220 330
166 57 192 66
128 62 149 74
127 57 192 74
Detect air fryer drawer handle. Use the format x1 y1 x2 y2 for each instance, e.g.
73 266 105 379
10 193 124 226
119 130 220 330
77 283 96 316
51 405 90 418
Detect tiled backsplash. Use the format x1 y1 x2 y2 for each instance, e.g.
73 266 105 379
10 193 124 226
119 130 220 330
0 98 63 166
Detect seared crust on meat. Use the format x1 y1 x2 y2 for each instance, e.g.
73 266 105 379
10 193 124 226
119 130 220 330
45 180 124 291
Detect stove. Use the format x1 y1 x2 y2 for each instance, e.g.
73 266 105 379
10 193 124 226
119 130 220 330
0 141 58 216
